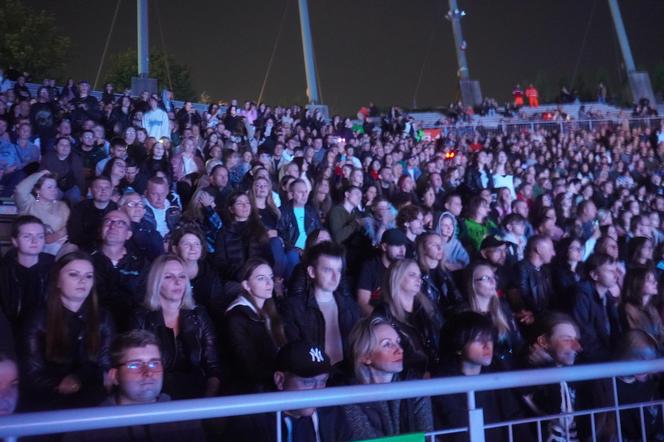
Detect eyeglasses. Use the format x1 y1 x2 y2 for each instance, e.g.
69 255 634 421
103 219 129 228
123 201 144 208
118 359 163 373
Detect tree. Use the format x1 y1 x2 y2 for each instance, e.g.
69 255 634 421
0 0 71 79
103 48 196 101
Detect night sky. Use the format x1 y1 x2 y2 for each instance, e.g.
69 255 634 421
22 0 664 114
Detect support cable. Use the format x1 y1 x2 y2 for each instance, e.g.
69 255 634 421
93 0 122 90
257 0 291 104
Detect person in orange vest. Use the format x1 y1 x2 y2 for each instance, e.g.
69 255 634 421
512 84 524 107
525 84 539 107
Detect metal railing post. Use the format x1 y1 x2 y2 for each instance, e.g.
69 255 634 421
467 390 485 442
612 377 623 442
276 410 282 442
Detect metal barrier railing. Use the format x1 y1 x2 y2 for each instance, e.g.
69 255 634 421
434 116 662 137
0 358 663 441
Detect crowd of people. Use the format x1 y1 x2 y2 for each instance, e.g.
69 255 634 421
1 70 664 441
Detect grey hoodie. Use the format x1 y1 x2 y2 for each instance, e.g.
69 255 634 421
436 211 470 269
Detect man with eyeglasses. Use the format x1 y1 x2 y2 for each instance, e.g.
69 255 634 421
119 191 163 261
63 330 205 441
91 210 147 330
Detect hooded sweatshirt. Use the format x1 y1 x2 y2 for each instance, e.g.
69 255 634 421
436 211 470 269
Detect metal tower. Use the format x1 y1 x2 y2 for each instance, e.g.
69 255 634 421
446 0 482 106
607 0 655 105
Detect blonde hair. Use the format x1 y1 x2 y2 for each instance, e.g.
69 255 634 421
466 263 510 337
248 176 280 219
350 316 395 384
382 259 435 324
144 254 196 311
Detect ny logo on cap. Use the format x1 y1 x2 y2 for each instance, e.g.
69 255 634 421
309 347 324 363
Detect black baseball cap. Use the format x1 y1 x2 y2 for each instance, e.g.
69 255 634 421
380 228 408 246
480 235 507 250
276 341 331 378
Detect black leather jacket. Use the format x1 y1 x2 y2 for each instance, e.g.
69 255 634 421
130 306 221 380
372 300 443 376
21 305 114 410
421 266 464 318
276 202 322 250
214 221 270 281
512 260 554 315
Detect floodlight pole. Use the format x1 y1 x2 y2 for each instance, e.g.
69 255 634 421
607 0 655 104
137 0 149 77
297 0 321 105
448 0 469 81
446 0 482 107
132 0 157 94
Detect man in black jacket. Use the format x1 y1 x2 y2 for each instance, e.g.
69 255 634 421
278 178 322 251
91 210 147 331
0 215 53 333
225 341 345 442
67 175 117 251
462 150 493 197
509 235 556 330
280 242 359 381
571 253 622 363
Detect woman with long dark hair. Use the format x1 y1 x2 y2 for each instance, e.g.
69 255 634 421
620 267 663 347
214 191 272 281
21 251 114 410
223 258 286 393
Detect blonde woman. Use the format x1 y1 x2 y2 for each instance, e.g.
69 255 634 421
341 316 433 440
464 262 523 371
130 254 220 399
372 259 443 376
248 175 281 230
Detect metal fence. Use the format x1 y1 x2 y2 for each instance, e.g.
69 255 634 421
0 358 663 441
430 116 662 138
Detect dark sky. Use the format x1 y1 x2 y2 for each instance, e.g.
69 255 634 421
23 0 664 114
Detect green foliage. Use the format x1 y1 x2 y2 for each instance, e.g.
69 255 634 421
103 48 196 101
0 0 71 79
